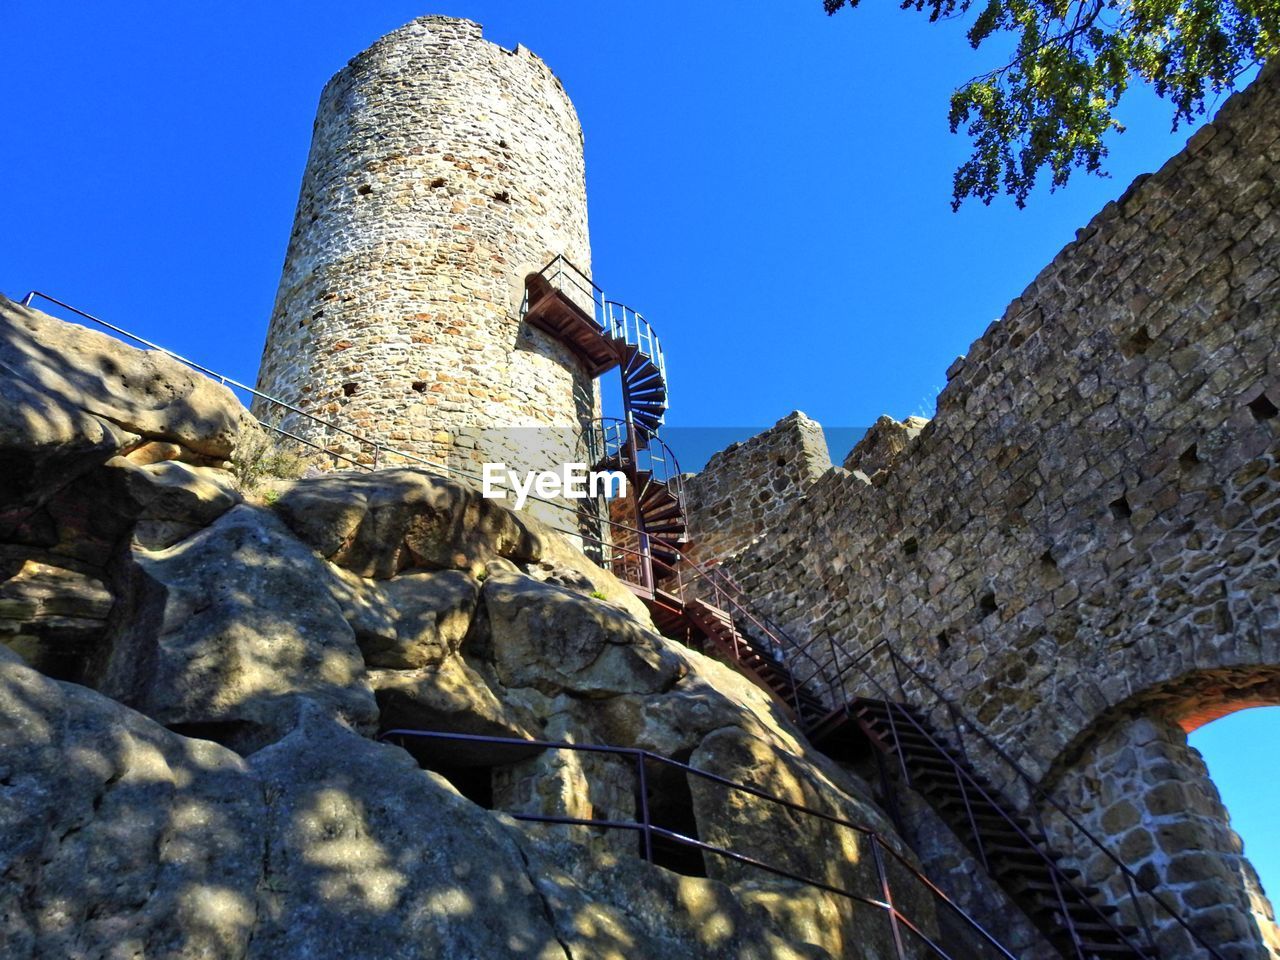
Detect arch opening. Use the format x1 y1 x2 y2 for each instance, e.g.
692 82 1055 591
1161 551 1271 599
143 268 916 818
1037 676 1280 959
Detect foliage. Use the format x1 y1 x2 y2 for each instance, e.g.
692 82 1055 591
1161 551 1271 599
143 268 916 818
825 0 1279 207
230 425 315 493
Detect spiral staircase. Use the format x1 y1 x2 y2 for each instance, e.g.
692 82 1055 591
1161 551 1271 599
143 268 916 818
523 256 687 591
521 255 1188 960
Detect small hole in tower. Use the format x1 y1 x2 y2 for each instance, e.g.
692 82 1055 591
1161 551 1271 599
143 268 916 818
775 456 786 468
979 592 998 617
1110 494 1132 520
498 138 509 149
1178 443 1200 468
1039 549 1057 569
430 177 447 189
411 381 427 393
493 190 511 203
936 630 951 653
1248 392 1278 421
356 183 373 196
1123 326 1154 357
902 536 919 557
342 382 358 397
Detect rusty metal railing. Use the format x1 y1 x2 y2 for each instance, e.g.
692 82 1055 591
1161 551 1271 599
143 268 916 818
823 639 1227 960
379 728 1018 960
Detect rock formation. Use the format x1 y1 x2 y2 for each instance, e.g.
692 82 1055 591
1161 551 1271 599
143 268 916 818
0 295 933 958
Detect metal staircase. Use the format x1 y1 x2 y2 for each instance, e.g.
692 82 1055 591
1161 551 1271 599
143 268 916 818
522 257 686 590
605 301 667 441
661 591 1152 957
826 699 1152 959
587 417 688 571
683 591 1226 960
677 620 1171 958
521 255 1215 960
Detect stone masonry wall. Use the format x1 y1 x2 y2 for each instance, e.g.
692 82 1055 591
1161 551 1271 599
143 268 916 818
254 16 597 480
717 64 1280 956
679 412 832 571
1043 714 1280 958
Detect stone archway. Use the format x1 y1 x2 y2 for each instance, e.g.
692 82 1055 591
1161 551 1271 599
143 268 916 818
1038 673 1280 959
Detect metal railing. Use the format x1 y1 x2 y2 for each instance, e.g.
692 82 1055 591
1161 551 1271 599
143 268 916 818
531 253 605 327
595 528 1221 954
698 559 1227 960
380 728 1018 960
585 416 686 504
604 299 666 383
17 291 445 472
525 256 666 384
826 639 1226 960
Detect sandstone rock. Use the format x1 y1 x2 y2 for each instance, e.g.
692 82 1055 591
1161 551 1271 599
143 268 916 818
690 726 898 887
475 570 681 698
123 439 186 466
517 833 828 960
272 468 540 577
246 706 570 960
349 569 479 668
272 468 654 624
0 375 129 506
517 518 653 623
0 657 263 960
0 296 255 461
688 726 932 956
587 646 795 762
370 658 538 756
0 558 112 677
98 504 377 753
0 299 931 958
108 456 243 549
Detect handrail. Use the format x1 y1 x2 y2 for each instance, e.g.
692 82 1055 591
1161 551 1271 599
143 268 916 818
830 639 1227 960
585 416 685 501
521 258 668 442
18 291 456 473
645 557 1231 957
379 728 1018 960
603 299 666 383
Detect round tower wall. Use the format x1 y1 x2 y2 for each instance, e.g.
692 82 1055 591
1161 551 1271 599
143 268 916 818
254 16 596 495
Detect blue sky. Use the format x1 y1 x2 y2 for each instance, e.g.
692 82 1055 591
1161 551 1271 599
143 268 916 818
3 0 1276 907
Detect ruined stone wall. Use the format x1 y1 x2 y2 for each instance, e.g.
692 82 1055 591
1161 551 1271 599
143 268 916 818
1043 714 1280 957
721 64 1280 956
254 16 596 479
680 412 832 570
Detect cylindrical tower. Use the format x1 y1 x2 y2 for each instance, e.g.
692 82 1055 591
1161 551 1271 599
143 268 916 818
254 15 596 481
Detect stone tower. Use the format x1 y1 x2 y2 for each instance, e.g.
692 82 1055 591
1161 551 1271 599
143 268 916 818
254 15 596 478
